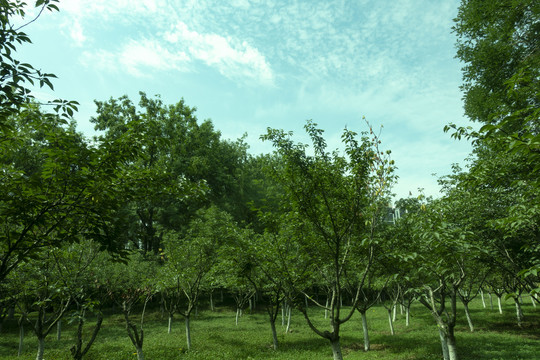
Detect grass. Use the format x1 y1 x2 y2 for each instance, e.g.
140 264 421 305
0 296 538 360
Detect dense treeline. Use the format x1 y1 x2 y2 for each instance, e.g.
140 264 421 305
0 1 538 360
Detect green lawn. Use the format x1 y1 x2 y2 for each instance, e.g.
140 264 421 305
1 297 538 359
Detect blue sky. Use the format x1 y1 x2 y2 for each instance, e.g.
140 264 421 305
18 0 474 200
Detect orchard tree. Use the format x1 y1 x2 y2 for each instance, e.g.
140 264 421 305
261 120 395 360
158 206 234 350
99 252 157 360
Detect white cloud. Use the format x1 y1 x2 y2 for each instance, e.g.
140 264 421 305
80 39 190 77
165 21 274 84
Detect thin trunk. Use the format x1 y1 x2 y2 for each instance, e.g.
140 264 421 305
463 302 474 332
286 305 292 333
438 328 450 360
497 295 503 314
400 304 404 315
480 289 486 308
530 294 537 308
35 337 45 360
249 298 253 312
269 315 278 350
489 292 493 310
515 299 523 327
235 308 240 326
392 304 397 322
360 311 370 351
210 293 215 311
56 320 61 340
168 315 172 334
185 316 191 350
325 298 329 319
387 309 395 335
405 305 410 326
330 339 343 360
18 321 24 356
281 304 285 326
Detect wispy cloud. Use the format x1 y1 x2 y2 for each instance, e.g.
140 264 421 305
165 22 274 84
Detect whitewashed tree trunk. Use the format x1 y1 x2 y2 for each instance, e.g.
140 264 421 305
281 304 285 326
35 337 45 360
447 339 459 360
235 308 240 326
185 316 192 350
325 298 329 319
168 315 173 334
489 292 493 310
497 295 503 314
530 294 537 308
330 339 343 360
515 299 523 327
392 304 397 322
438 328 450 360
286 305 292 333
480 289 486 308
387 309 395 335
360 311 370 351
463 302 474 332
405 306 410 326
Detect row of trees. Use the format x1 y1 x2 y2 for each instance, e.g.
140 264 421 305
1 1 538 360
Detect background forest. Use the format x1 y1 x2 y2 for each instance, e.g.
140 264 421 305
0 1 538 360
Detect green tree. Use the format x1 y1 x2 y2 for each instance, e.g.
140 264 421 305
261 120 394 360
448 0 539 299
0 106 126 283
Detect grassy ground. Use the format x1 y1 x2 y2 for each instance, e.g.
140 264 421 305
0 296 538 360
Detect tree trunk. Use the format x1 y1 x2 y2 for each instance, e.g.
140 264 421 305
387 309 395 335
269 315 278 350
360 311 370 351
168 315 173 334
530 294 537 308
463 302 474 332
480 289 486 308
497 295 503 314
405 305 410 326
18 321 24 356
235 308 240 326
489 292 493 310
447 331 459 360
135 346 144 360
35 337 45 360
286 305 292 333
56 320 62 340
325 298 329 319
514 299 523 327
392 304 397 322
185 316 192 350
281 304 285 326
330 339 343 360
210 293 215 311
438 328 450 360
